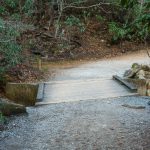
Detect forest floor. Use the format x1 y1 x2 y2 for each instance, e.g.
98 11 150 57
21 19 150 62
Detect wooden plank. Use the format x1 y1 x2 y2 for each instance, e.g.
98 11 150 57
36 83 45 102
113 75 137 91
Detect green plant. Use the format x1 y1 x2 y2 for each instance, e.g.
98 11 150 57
82 11 91 24
109 22 129 42
23 0 34 16
65 15 85 32
0 0 35 17
0 18 22 80
11 13 21 21
109 0 150 42
119 0 138 8
4 0 18 9
96 15 105 22
0 6 7 15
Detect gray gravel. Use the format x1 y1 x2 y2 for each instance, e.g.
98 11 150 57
0 96 150 150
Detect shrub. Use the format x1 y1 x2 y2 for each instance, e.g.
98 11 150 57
0 18 22 82
0 0 34 16
109 0 150 42
65 15 85 33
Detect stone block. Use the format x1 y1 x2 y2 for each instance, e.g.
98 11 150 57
0 99 26 116
6 83 38 106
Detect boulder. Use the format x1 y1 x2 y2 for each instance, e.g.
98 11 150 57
137 79 150 96
0 99 26 116
124 63 150 96
144 71 150 79
131 63 141 70
141 65 150 72
6 83 38 106
124 69 139 78
137 70 145 79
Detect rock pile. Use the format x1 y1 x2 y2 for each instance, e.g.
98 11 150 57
124 63 150 96
124 63 150 79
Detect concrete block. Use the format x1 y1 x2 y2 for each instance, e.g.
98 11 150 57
6 83 38 106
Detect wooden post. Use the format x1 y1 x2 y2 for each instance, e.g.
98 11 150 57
38 58 42 70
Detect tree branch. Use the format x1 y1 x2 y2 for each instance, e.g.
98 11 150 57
63 2 111 10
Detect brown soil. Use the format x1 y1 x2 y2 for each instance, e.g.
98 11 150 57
5 64 45 83
20 19 150 62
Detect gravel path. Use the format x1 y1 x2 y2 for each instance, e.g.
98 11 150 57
1 51 150 150
1 96 150 150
